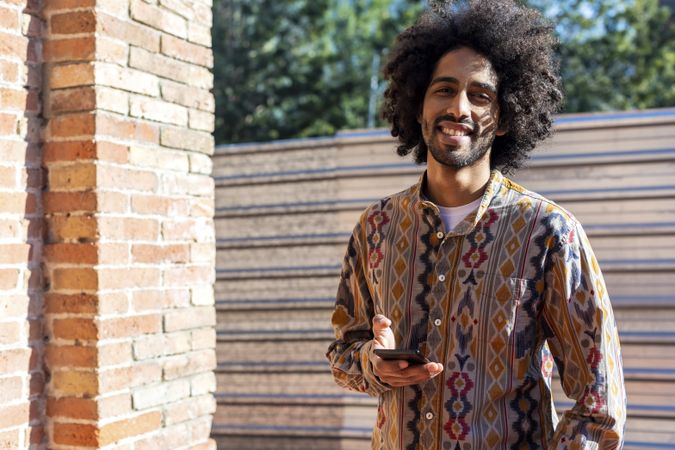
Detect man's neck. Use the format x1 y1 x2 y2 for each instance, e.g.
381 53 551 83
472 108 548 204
424 156 491 207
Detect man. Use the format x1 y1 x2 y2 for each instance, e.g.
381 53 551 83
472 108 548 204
326 1 626 449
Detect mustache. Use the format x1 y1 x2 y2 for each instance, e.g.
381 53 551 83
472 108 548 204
433 115 478 133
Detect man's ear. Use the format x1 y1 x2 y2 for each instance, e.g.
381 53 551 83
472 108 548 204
495 119 508 136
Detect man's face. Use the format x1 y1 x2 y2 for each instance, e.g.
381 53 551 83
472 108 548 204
419 46 505 169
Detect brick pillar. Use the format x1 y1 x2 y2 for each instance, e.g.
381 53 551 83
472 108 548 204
0 0 46 448
42 0 216 448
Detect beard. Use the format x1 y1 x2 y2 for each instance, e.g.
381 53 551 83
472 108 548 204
422 115 496 169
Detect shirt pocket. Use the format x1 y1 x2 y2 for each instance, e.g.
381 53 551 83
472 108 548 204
473 272 531 347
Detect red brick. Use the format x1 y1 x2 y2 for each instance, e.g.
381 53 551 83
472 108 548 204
51 267 98 291
46 214 98 242
97 141 129 164
23 167 44 189
161 34 212 68
52 422 98 446
0 59 19 83
0 166 17 188
0 112 18 134
132 244 190 264
0 5 20 29
43 0 96 13
51 370 99 396
44 243 96 264
27 425 44 446
99 362 161 392
0 321 22 346
0 402 29 429
0 243 31 264
52 318 98 340
164 265 212 287
47 162 97 190
44 293 98 314
163 349 215 380
29 371 45 396
98 342 133 367
48 62 95 89
0 295 30 318
160 126 213 154
0 376 23 404
43 36 95 62
99 315 161 339
48 112 96 138
48 396 98 420
158 0 194 19
0 86 27 110
45 345 97 368
50 86 96 113
99 411 162 446
98 165 158 192
98 12 160 52
99 217 159 241
51 10 96 35
130 0 186 38
97 113 160 144
131 290 161 312
160 80 214 112
43 140 97 162
98 392 132 419
28 318 42 342
0 428 20 449
164 306 215 332
130 46 211 89
43 191 97 214
0 30 28 58
0 269 20 289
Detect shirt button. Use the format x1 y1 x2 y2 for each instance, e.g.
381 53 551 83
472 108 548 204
436 231 444 240
438 274 446 282
425 412 434 420
434 319 442 326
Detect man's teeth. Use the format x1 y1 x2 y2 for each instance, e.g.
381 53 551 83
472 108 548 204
441 127 470 136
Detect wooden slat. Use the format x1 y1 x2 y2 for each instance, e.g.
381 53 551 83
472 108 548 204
212 108 675 448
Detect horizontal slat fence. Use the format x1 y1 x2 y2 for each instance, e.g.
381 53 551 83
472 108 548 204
212 108 675 449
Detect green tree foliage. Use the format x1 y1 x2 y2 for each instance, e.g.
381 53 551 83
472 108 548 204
527 0 674 112
212 0 422 144
213 0 674 144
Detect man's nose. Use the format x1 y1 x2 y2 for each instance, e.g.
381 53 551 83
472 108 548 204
445 92 471 121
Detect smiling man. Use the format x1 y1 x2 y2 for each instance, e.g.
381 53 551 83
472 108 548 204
326 1 626 449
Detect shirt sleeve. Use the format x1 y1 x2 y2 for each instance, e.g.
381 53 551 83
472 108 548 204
543 220 627 449
326 219 391 397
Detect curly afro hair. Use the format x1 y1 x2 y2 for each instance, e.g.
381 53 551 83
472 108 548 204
382 0 563 173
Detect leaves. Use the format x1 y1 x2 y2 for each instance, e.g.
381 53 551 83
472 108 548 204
213 0 674 144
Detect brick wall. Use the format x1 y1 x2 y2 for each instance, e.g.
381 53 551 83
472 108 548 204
0 0 46 448
1 0 216 448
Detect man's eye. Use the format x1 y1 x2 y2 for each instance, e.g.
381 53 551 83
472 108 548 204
471 93 491 102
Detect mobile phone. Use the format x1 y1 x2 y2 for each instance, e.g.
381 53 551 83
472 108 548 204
373 349 430 365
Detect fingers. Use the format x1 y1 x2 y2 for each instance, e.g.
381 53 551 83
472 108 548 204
373 359 444 387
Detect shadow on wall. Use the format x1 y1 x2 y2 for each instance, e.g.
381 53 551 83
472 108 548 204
8 3 47 446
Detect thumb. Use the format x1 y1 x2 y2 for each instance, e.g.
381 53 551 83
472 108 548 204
372 314 391 332
372 314 395 348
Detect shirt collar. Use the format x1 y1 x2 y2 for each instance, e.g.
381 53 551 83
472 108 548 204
409 169 505 236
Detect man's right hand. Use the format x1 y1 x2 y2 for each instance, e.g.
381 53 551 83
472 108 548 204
370 314 444 387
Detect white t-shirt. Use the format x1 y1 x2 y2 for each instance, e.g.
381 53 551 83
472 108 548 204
437 197 482 232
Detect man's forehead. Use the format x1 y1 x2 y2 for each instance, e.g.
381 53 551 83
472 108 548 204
432 47 499 84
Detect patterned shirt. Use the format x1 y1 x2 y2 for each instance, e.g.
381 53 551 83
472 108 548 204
327 170 626 450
